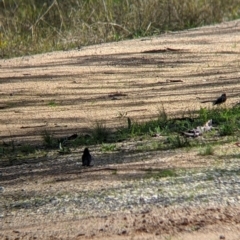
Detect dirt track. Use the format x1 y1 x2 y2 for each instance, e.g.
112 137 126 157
1 20 240 239
0 20 240 142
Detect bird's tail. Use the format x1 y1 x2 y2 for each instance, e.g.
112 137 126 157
200 100 213 103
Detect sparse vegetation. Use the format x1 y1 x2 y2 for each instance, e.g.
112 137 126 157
198 145 215 156
19 144 36 154
1 104 239 165
101 143 117 152
157 104 168 123
92 121 110 144
47 100 57 107
0 0 239 58
145 168 177 179
219 124 235 136
165 135 191 149
76 104 239 149
42 130 57 148
199 106 240 137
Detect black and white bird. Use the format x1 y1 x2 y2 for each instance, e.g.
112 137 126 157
82 148 92 166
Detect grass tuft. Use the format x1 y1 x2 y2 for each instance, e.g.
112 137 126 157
198 145 215 156
92 121 110 143
19 144 36 154
145 168 177 179
42 130 57 148
101 143 117 152
47 100 57 107
166 135 191 149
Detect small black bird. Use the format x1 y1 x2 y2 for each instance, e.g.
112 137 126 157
82 148 92 166
213 93 227 105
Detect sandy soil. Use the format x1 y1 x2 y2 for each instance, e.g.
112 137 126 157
1 20 240 239
0 19 240 142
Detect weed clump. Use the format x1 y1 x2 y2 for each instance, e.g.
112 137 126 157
145 168 177 179
42 130 57 148
198 145 215 156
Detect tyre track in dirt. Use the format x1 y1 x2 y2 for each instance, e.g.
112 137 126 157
1 20 240 239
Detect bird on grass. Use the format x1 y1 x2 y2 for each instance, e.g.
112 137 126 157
201 93 227 105
82 147 92 167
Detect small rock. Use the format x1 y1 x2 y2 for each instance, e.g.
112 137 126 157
219 235 225 239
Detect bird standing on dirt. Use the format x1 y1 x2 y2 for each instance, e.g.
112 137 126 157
201 93 227 105
82 148 92 166
213 93 227 105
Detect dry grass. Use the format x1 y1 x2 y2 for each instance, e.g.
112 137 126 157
0 0 240 57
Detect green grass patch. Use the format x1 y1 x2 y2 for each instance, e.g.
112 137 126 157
101 143 117 152
165 135 191 149
61 105 240 149
1 105 240 167
19 144 36 154
198 145 215 156
42 130 57 148
145 168 177 179
47 100 57 107
92 121 110 144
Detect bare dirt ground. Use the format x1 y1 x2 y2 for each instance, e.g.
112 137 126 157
1 20 240 239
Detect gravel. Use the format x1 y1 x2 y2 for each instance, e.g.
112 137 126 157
2 159 240 218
